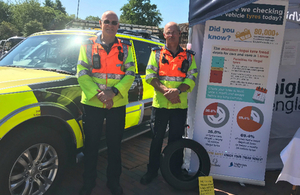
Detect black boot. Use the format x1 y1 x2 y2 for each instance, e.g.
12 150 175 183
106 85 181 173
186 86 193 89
106 182 123 195
140 171 158 185
79 185 94 195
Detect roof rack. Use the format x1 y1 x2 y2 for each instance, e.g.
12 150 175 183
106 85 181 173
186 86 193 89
117 29 165 43
65 19 164 43
118 29 151 38
65 19 160 35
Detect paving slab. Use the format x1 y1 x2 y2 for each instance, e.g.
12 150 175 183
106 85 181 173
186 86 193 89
55 133 293 195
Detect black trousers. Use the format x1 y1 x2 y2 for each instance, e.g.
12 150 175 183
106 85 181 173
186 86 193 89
148 108 187 174
82 104 125 188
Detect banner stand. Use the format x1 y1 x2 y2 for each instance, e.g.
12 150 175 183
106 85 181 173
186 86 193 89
211 174 265 186
189 0 289 185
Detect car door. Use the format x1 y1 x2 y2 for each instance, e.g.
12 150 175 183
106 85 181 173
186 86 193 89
131 39 162 123
119 37 162 128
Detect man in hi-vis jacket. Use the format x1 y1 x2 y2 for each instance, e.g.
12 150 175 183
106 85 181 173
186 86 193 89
141 22 198 185
77 11 134 195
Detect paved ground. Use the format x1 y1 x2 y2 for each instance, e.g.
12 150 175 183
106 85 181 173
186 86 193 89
55 133 294 195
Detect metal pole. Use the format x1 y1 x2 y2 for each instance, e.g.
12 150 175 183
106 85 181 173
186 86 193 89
187 27 193 50
77 0 80 19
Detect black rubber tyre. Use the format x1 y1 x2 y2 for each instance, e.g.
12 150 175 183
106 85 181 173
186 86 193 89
0 125 67 195
160 139 211 190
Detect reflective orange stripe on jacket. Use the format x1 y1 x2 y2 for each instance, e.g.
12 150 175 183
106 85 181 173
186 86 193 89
88 37 127 75
157 48 190 79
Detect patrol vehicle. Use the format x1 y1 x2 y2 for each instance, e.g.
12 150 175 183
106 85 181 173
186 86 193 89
0 36 25 57
0 26 164 195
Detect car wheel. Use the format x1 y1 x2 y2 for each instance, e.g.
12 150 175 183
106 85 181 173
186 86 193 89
160 139 211 190
0 125 67 195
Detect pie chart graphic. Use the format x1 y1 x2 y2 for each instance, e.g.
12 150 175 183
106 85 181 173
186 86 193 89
203 102 229 128
237 106 264 132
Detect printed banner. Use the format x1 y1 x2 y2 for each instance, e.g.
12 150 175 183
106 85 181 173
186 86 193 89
191 0 288 185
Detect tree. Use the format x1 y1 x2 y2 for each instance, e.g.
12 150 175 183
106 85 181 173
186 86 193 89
43 0 54 8
55 0 66 14
23 20 45 36
43 0 66 14
0 21 19 40
9 0 72 34
0 1 12 23
11 0 45 31
39 6 57 29
42 1 73 30
85 16 100 21
120 0 162 26
48 10 74 30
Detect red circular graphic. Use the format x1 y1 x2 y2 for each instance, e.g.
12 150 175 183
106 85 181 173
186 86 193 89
237 106 264 132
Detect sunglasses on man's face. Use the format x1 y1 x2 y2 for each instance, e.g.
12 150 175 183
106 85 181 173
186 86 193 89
103 20 118 26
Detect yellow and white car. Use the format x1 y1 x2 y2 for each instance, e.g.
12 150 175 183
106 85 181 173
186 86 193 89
0 29 164 195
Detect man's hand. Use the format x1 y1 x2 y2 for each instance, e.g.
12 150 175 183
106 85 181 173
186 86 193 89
164 88 181 104
97 89 115 103
105 99 114 110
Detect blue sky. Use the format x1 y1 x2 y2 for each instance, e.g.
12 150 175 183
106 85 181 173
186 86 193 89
61 0 190 27
4 0 190 28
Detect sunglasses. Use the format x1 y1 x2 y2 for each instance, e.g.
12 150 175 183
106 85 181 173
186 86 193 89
103 20 118 26
165 31 180 36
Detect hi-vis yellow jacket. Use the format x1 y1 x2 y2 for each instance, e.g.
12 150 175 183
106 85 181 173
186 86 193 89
77 36 135 108
146 46 198 109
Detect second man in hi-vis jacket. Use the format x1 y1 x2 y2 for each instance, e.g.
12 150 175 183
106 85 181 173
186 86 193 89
141 22 198 185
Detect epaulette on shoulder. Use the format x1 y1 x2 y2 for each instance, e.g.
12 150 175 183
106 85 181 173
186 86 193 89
186 49 196 55
120 39 132 46
152 46 162 51
82 39 93 45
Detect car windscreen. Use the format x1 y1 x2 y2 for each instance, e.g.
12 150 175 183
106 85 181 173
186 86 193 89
3 38 24 50
0 34 91 75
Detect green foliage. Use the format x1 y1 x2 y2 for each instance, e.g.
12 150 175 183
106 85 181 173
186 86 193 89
11 0 45 31
0 0 164 39
1 0 73 36
55 0 66 14
0 1 12 23
0 21 19 40
40 6 57 29
49 10 74 30
23 20 45 36
44 0 66 14
44 0 54 8
120 0 162 26
85 16 101 21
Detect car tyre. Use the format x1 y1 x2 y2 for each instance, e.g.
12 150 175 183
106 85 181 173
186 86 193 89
160 139 211 190
0 124 67 195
